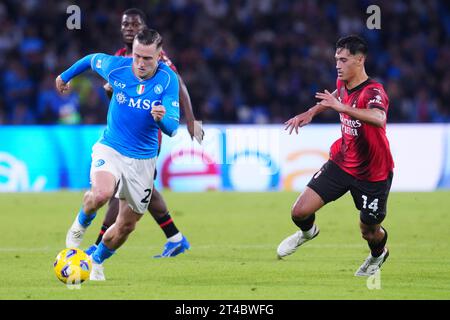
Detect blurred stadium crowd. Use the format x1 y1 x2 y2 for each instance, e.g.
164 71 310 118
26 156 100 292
0 0 449 125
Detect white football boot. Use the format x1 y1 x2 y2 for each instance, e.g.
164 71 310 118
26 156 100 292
65 218 87 248
89 260 106 281
277 225 320 259
354 247 389 276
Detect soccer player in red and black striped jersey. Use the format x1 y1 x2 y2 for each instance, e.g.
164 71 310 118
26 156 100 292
278 35 393 276
84 8 203 258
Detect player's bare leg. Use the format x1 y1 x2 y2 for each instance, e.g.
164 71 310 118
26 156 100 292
277 187 324 258
66 171 116 248
148 189 168 219
355 222 389 276
83 172 116 212
102 200 143 249
86 188 190 257
150 189 190 258
85 196 120 255
90 200 143 281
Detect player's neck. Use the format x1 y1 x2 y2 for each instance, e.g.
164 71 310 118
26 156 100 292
346 71 369 91
132 65 157 81
125 43 132 56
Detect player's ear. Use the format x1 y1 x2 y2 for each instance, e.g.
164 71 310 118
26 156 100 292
358 54 365 66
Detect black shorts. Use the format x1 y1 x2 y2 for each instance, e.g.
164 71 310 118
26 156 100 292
307 160 393 225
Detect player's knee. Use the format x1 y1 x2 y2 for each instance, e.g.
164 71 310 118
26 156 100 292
291 203 312 220
92 189 113 208
291 199 315 220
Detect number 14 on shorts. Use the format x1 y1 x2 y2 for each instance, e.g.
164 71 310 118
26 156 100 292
361 195 378 212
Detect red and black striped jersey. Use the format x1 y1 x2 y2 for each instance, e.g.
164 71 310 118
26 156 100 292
329 78 394 181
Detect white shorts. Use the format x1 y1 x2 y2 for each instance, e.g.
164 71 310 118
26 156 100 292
90 143 156 214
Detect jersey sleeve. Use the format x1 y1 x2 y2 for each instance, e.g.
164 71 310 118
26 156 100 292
363 86 389 112
157 70 180 137
60 53 125 83
90 53 126 82
60 54 95 83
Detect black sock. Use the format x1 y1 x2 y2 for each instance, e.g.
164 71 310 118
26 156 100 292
292 213 315 231
369 227 388 257
155 212 179 239
95 225 109 246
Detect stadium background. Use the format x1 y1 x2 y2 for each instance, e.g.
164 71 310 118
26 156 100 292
0 0 449 125
0 0 449 192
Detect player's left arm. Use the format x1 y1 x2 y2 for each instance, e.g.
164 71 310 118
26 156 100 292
178 74 204 144
315 89 386 127
154 72 180 137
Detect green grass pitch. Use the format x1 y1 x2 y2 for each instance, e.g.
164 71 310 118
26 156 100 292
0 191 449 300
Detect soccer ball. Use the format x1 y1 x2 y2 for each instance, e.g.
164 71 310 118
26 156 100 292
53 248 91 285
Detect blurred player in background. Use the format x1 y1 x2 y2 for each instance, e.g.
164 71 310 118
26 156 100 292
278 35 393 276
80 8 203 258
59 29 180 280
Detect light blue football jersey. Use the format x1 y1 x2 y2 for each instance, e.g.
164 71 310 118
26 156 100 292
61 53 179 159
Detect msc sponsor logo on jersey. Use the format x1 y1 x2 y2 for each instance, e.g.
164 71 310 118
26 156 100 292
128 98 162 110
172 101 179 107
115 92 162 110
154 84 163 94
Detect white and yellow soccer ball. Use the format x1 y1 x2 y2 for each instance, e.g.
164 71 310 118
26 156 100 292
53 248 91 285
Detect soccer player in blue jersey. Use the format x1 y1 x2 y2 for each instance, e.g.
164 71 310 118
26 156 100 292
83 8 195 259
56 29 179 280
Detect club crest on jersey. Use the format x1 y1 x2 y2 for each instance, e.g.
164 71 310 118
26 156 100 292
154 84 163 94
95 159 105 167
136 84 145 95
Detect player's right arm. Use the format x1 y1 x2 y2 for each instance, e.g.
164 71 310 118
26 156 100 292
285 90 337 134
56 54 121 94
56 54 95 93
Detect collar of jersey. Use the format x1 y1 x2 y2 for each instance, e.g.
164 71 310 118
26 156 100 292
346 77 372 95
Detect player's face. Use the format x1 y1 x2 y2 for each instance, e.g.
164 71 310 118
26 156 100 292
121 14 145 44
132 40 161 79
335 48 364 81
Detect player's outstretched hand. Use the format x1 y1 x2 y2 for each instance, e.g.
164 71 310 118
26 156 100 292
315 90 344 112
187 120 204 144
151 105 166 122
55 76 70 94
284 111 313 135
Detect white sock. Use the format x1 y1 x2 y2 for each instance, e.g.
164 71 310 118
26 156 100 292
302 225 316 239
168 232 182 243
